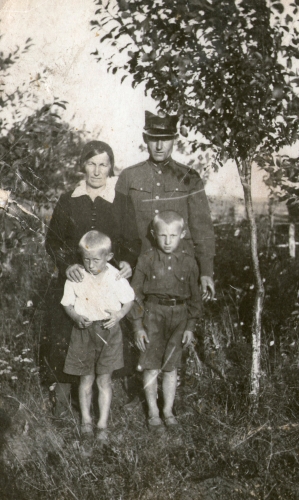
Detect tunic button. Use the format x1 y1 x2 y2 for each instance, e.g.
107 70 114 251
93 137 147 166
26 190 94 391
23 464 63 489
91 226 95 229
181 277 184 281
153 275 156 279
175 188 179 191
140 188 143 191
155 196 159 199
168 266 172 270
155 209 159 214
158 170 162 174
168 256 171 260
157 182 160 186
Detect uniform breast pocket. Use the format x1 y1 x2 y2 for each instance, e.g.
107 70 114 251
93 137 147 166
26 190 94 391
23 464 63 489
174 267 191 294
144 262 167 292
163 182 189 213
129 181 153 212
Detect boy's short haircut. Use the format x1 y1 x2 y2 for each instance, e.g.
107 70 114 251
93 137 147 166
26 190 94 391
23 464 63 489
152 210 185 232
78 230 112 254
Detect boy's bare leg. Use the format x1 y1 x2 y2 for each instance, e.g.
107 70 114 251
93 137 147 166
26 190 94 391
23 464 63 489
162 369 177 419
143 369 160 421
79 374 95 426
96 373 112 429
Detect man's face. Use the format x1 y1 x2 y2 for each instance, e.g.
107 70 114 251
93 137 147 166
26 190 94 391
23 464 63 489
145 136 175 163
153 220 185 254
81 248 112 275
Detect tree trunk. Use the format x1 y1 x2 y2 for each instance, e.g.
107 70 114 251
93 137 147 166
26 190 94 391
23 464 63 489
289 222 296 258
236 158 265 410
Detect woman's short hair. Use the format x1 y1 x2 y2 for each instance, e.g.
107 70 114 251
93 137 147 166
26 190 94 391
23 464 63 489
80 141 114 176
78 230 112 254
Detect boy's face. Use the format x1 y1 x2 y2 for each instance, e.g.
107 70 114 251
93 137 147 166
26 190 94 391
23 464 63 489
152 220 186 254
81 248 113 275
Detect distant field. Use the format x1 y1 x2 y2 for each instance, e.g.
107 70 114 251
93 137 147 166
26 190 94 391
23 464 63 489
209 196 289 223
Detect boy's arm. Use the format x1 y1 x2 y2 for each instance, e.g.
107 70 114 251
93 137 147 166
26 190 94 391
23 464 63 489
63 304 93 329
185 261 202 335
104 300 134 329
128 256 147 331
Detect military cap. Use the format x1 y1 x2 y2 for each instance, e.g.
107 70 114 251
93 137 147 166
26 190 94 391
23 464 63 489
143 110 178 138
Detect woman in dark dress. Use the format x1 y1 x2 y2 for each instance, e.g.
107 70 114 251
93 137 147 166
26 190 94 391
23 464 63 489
44 141 140 415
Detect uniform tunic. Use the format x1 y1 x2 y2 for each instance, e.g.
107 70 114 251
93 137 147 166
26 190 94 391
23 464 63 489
114 157 215 277
129 244 201 371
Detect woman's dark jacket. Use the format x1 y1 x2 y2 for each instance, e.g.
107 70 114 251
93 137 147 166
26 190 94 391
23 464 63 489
45 190 140 281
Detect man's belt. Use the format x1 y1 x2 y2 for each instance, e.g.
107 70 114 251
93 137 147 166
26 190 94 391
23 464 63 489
145 296 186 307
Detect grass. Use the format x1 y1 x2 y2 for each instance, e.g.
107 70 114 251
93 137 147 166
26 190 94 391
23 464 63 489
1 216 299 499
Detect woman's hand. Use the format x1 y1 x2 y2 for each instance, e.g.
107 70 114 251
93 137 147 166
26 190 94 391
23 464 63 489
117 261 132 280
66 264 85 283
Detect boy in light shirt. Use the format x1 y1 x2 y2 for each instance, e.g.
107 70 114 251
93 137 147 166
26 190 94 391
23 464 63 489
61 230 134 446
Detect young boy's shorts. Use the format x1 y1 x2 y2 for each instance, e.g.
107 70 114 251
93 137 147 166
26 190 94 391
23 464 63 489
137 302 188 372
63 321 123 376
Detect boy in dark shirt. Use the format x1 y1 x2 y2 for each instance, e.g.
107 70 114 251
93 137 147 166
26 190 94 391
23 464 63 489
130 210 201 431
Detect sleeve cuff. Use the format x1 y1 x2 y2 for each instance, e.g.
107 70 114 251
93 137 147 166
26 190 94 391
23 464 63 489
186 319 196 331
199 257 214 278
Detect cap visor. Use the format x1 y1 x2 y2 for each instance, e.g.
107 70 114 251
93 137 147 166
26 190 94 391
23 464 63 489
143 130 177 139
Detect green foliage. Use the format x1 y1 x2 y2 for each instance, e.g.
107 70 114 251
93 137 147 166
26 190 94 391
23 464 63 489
92 0 299 165
0 102 86 207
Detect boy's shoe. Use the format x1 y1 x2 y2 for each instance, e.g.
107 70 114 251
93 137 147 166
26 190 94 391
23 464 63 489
95 428 109 448
164 415 179 428
147 416 165 433
80 423 94 459
80 423 94 440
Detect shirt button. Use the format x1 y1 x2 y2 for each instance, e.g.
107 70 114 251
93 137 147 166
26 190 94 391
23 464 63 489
175 188 179 191
168 266 172 270
91 226 95 229
158 170 162 174
155 209 159 214
155 195 159 199
181 277 184 281
153 275 156 279
168 256 171 260
157 182 161 186
140 188 143 191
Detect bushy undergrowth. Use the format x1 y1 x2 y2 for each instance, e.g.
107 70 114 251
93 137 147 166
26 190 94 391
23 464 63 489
1 215 299 499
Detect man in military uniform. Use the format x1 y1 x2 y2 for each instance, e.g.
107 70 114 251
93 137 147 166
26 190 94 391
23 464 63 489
114 110 215 299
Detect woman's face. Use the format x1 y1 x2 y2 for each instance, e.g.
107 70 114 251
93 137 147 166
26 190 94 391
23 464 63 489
84 152 111 189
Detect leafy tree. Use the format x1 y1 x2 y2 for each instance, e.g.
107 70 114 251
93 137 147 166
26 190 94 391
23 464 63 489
92 0 299 406
0 31 86 276
0 102 85 207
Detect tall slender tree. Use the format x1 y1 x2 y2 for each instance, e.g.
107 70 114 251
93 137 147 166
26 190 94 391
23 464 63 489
92 0 299 407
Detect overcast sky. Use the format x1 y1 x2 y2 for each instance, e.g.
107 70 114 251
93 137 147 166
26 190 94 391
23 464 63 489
0 0 277 200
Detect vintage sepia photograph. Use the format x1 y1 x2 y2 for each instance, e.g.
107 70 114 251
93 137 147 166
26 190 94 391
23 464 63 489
0 0 299 498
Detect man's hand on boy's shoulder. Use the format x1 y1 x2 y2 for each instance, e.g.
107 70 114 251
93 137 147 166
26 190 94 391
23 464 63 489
182 330 195 347
134 329 149 352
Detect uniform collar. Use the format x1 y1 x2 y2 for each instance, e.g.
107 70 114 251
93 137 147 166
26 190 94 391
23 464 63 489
71 178 117 203
156 241 190 260
148 157 172 171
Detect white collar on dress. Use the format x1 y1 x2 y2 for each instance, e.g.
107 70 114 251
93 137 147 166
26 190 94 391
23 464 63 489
71 178 117 203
